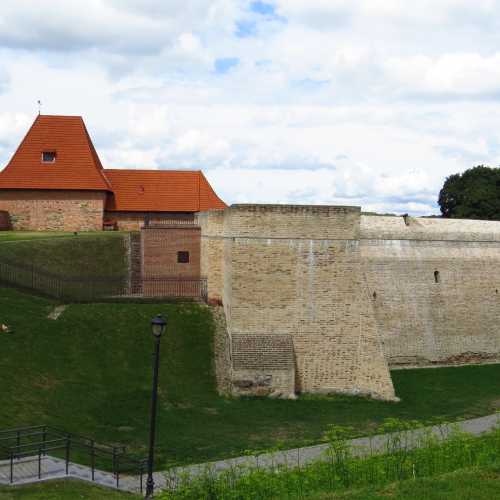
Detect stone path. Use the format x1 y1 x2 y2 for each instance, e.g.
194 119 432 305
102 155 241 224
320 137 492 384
47 305 67 320
0 413 498 494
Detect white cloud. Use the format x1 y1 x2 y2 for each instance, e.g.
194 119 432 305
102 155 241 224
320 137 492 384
0 0 242 54
1 0 500 215
384 53 500 97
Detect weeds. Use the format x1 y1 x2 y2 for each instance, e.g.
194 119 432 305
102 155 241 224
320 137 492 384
159 417 500 499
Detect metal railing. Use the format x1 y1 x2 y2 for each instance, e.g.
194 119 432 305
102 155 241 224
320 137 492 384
0 257 126 301
0 257 208 302
0 425 146 492
141 276 207 301
144 215 198 227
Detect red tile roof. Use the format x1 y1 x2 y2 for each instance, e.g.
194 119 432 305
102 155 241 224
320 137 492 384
0 115 112 191
104 169 227 212
0 115 227 213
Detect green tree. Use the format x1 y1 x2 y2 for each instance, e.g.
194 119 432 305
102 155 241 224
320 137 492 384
438 165 500 220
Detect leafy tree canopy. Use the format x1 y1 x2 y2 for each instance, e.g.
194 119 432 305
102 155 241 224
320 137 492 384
438 165 500 220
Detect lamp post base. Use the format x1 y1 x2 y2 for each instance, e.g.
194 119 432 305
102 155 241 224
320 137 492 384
145 476 155 498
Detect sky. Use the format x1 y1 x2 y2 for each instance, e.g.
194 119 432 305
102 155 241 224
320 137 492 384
1 1 500 215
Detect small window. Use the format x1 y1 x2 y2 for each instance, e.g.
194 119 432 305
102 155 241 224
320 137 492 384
177 251 190 264
434 270 440 284
42 151 56 163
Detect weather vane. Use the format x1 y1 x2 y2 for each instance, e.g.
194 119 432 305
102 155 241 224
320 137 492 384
37 100 42 115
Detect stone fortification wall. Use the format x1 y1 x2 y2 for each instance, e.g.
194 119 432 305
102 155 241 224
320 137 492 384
198 210 226 303
200 204 396 400
200 207 500 399
361 215 500 366
0 190 106 231
360 215 500 241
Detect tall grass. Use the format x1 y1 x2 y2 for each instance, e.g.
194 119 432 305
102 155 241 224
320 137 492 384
160 417 500 499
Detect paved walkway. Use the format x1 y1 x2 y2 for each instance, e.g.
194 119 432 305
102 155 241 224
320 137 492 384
0 413 498 494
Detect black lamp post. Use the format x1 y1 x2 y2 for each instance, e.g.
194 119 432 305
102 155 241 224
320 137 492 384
145 314 167 499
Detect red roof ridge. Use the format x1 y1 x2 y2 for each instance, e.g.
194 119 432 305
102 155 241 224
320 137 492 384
103 168 202 173
37 114 84 119
104 168 226 212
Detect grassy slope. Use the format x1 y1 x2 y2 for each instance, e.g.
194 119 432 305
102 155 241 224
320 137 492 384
0 231 126 242
0 232 77 242
0 479 139 499
316 465 500 499
1 465 498 500
1 286 499 469
0 233 128 277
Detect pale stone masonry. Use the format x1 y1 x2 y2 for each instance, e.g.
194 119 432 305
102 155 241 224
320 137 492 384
199 205 500 401
360 215 500 367
200 205 397 400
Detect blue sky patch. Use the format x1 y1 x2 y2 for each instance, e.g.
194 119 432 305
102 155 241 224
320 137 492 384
292 78 331 90
214 57 239 74
250 1 275 16
236 20 257 38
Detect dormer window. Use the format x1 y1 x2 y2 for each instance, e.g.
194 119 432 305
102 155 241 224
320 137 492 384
42 151 56 163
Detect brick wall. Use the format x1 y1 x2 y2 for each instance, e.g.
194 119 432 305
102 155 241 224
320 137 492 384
231 334 295 397
142 226 201 277
198 210 226 303
200 204 397 401
141 225 201 296
0 189 106 231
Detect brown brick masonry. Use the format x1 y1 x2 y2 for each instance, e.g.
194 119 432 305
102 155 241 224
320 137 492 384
0 190 106 231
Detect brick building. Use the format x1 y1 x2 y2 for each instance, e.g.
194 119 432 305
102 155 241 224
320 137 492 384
0 114 226 232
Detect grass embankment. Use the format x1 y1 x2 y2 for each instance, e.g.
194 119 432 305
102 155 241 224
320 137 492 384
0 231 80 242
0 232 128 277
1 286 499 469
0 480 139 499
162 426 500 499
318 466 500 499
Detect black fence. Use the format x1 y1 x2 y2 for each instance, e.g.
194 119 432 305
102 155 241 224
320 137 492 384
0 257 126 301
0 257 207 302
0 425 146 492
141 276 207 300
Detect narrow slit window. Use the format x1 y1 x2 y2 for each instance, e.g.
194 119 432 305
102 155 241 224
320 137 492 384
42 151 56 163
177 251 190 264
434 270 440 283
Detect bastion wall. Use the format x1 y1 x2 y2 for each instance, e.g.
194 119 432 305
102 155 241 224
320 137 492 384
199 205 500 400
199 205 397 400
360 215 500 367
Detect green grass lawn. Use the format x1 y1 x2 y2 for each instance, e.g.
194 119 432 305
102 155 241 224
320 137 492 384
0 231 77 242
0 232 128 277
314 465 500 499
1 286 499 469
0 231 128 242
0 479 139 499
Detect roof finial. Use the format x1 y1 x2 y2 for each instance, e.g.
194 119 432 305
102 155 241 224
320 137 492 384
37 100 42 115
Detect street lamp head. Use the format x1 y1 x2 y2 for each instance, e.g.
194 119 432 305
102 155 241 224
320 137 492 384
151 314 167 338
